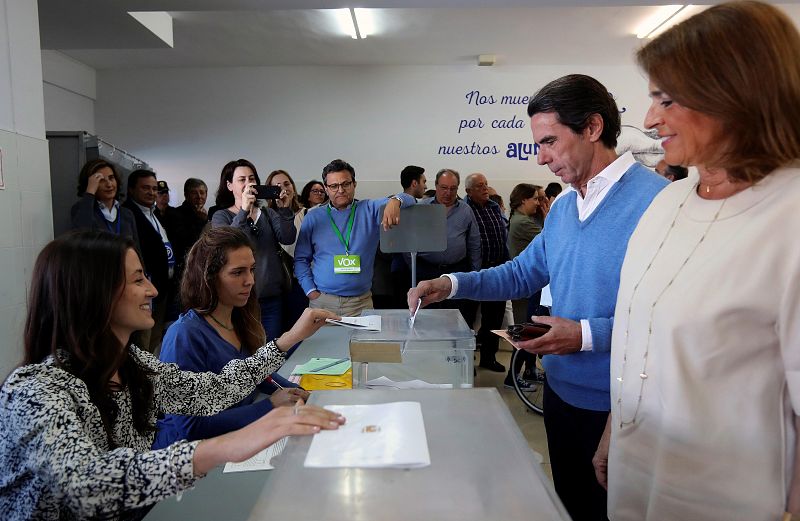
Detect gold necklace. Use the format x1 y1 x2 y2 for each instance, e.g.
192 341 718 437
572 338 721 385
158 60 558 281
208 313 234 331
617 183 727 429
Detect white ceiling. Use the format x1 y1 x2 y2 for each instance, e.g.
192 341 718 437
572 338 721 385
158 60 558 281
37 0 800 69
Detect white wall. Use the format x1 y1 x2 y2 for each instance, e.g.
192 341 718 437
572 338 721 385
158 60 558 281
0 0 52 378
95 64 651 204
42 50 96 133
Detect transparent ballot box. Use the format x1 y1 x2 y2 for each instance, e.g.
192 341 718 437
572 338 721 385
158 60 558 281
349 309 475 389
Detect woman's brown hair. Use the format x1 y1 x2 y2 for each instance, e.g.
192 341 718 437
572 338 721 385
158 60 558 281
637 1 800 183
181 227 266 354
509 183 544 220
265 169 302 213
23 231 155 446
76 159 122 198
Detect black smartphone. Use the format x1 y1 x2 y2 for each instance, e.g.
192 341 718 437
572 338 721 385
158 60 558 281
253 185 281 200
507 322 551 341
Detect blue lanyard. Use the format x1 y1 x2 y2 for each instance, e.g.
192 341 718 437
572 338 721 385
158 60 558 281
96 205 121 234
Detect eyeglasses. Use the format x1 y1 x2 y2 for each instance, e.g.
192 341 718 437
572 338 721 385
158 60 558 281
326 181 354 192
310 189 326 195
437 186 459 193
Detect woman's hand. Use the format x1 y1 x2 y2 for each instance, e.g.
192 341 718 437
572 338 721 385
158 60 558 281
86 172 103 195
192 400 345 475
593 416 612 490
540 196 551 218
275 308 340 351
241 183 257 212
269 388 309 407
275 188 291 208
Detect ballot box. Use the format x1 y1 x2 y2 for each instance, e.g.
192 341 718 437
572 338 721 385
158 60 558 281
349 309 475 389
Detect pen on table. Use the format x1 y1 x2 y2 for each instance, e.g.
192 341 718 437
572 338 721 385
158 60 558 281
265 375 306 392
309 357 350 373
265 375 285 389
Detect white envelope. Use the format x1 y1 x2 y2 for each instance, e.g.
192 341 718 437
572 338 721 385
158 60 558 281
304 401 430 469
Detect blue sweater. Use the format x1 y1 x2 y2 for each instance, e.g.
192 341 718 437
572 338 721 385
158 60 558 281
152 310 295 448
454 164 668 410
294 194 415 297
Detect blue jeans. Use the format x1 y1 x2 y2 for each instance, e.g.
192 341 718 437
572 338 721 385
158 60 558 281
259 295 284 341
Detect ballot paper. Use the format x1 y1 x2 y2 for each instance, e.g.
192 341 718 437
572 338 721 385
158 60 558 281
365 376 452 390
304 401 430 469
326 315 381 331
223 437 288 473
292 357 352 375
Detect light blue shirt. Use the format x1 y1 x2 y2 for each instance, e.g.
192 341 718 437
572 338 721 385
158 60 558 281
294 194 415 297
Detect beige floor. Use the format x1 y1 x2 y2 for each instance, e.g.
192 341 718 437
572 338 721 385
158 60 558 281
474 340 552 481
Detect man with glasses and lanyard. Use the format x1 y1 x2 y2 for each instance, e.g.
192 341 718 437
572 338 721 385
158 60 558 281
294 159 415 316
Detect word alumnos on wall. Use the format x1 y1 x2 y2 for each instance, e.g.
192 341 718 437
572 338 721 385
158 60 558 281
437 89 628 162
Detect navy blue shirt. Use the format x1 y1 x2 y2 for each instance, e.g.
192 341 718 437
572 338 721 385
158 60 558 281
152 310 295 448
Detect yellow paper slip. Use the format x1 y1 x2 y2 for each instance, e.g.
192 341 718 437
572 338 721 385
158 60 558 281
300 368 353 390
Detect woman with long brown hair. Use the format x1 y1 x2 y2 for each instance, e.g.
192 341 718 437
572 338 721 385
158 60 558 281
593 3 800 519
154 227 310 447
0 230 343 519
211 159 296 341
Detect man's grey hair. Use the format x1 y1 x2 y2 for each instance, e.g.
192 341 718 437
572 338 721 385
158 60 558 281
464 173 486 190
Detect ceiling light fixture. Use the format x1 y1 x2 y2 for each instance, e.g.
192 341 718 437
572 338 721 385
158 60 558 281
636 5 687 39
335 8 373 39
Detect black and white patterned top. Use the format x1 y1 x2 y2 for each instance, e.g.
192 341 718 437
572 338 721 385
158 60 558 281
0 342 285 520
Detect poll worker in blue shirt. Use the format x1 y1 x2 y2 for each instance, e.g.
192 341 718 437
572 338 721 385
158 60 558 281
153 227 339 449
294 158 415 317
408 74 669 521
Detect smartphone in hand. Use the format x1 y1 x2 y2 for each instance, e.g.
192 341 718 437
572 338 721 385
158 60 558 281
253 185 282 200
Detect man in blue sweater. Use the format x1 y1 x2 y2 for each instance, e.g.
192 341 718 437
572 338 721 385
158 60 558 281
409 74 668 521
295 159 414 316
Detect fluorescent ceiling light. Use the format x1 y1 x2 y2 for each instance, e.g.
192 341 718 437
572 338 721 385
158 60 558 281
648 5 705 39
334 8 373 39
636 5 686 39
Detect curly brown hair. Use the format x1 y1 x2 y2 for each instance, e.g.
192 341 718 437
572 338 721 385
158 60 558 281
181 227 265 354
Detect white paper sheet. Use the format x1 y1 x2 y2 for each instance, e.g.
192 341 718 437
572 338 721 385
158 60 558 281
304 401 430 469
365 376 452 390
325 315 381 331
223 437 288 473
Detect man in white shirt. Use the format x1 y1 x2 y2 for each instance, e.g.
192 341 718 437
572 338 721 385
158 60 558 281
409 74 668 521
123 169 175 352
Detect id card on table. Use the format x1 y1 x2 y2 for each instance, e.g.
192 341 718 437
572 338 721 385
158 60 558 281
334 254 361 273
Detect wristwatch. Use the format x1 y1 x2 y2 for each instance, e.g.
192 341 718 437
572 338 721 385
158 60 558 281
391 195 403 204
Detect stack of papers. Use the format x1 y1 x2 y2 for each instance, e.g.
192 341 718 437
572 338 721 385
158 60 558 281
304 401 430 469
223 437 288 473
292 357 351 375
325 315 381 331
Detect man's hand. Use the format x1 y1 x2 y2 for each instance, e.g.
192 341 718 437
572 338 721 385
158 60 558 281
308 290 321 300
381 198 402 231
407 277 452 313
515 315 582 355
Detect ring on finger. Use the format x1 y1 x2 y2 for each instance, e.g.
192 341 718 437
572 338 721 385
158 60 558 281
293 405 300 416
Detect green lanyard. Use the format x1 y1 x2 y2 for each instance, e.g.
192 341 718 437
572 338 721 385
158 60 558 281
327 201 357 255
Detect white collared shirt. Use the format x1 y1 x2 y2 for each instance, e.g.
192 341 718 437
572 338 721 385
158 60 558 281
133 200 174 278
97 199 119 222
575 151 634 221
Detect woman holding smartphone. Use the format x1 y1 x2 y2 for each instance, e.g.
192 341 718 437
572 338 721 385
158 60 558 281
0 230 343 519
211 159 295 340
154 227 312 448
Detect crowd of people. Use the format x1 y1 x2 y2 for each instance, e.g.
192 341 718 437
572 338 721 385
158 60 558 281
1 2 799 520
